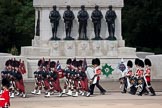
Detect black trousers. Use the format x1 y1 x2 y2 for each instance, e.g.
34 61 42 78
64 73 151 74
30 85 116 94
89 80 106 95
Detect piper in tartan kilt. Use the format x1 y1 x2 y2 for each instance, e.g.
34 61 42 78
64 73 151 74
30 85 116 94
11 60 26 98
59 58 73 97
45 61 63 97
77 60 89 96
1 60 12 95
31 59 44 95
41 61 51 97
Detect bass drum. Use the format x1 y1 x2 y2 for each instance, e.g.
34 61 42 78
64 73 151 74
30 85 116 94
85 67 94 80
85 67 97 84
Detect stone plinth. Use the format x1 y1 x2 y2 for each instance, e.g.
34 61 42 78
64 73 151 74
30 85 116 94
21 39 136 58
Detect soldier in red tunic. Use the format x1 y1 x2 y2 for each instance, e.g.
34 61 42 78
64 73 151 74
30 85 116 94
136 59 149 96
0 78 10 108
129 58 140 95
87 58 106 97
121 60 133 93
144 58 156 96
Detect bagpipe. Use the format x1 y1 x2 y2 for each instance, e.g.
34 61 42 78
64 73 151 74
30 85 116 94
48 71 58 81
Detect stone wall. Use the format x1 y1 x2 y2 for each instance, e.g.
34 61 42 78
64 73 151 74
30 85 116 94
146 55 162 80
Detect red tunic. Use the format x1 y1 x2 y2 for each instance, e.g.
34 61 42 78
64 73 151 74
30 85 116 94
126 68 133 77
0 89 10 107
94 67 101 80
145 68 151 82
137 69 144 78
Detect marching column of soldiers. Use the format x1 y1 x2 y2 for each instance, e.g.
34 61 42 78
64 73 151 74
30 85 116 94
31 58 90 97
120 58 156 96
0 58 26 98
1 57 157 99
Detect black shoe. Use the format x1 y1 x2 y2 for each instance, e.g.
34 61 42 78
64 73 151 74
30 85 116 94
129 92 136 95
121 91 126 93
144 92 149 95
137 93 142 96
150 94 156 96
101 91 107 95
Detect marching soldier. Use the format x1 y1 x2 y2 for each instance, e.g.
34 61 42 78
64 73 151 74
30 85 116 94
144 58 156 96
41 61 50 97
78 60 88 96
59 58 73 96
45 61 63 97
136 59 147 96
121 60 133 93
129 58 140 95
1 60 12 96
0 78 10 108
1 59 27 98
12 60 26 98
31 59 44 95
87 58 106 97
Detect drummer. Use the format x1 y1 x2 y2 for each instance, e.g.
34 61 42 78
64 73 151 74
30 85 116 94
86 58 106 97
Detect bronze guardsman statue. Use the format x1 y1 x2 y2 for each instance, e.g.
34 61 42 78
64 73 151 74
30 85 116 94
91 5 103 40
105 5 117 40
49 5 61 40
77 5 89 40
63 5 75 40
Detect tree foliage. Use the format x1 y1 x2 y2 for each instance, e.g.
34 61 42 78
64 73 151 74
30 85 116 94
122 0 162 54
0 0 34 54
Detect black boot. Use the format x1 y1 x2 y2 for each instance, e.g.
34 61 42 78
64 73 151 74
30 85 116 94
149 87 156 96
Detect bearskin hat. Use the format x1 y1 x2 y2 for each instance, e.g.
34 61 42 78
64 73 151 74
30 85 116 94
38 59 43 66
5 59 11 66
66 58 72 65
78 60 83 67
50 61 56 68
72 58 77 67
81 5 85 9
12 60 20 67
138 59 144 68
2 78 10 89
135 58 140 66
95 5 99 9
43 61 49 67
127 60 133 68
67 5 71 9
144 58 152 66
92 58 100 66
